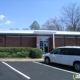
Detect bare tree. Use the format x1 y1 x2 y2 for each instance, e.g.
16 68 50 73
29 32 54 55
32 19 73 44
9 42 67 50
42 18 63 31
10 28 14 30
15 28 19 30
61 3 80 31
10 28 19 30
22 28 29 30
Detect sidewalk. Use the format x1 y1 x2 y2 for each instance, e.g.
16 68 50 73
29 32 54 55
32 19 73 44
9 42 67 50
0 58 44 62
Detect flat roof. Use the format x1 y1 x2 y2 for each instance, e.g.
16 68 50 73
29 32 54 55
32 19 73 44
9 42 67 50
0 30 80 36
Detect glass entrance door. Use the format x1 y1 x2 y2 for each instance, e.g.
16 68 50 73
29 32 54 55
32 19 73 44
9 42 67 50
39 36 50 53
44 41 49 52
40 41 43 52
40 40 49 53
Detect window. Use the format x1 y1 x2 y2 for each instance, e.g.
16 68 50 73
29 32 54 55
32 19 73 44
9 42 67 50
51 48 61 54
60 48 71 55
51 48 80 55
71 48 80 56
60 48 80 56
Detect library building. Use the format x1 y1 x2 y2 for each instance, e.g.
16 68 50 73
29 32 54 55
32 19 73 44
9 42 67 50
0 30 80 53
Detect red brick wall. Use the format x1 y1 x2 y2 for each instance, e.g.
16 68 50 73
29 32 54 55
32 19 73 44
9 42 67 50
76 38 80 46
50 37 77 51
0 35 79 51
0 36 5 47
49 37 64 51
65 38 76 46
55 38 64 47
6 37 20 47
5 36 36 47
22 37 36 47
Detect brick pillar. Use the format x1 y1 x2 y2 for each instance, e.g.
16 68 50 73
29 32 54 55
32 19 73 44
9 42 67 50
36 36 39 48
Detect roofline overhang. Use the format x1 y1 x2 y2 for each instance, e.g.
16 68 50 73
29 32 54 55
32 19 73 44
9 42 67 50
0 30 80 36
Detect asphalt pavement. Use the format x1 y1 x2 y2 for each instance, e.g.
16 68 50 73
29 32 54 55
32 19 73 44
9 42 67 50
0 61 76 80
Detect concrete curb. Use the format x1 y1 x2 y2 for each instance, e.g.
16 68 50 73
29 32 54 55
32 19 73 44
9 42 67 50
0 58 44 62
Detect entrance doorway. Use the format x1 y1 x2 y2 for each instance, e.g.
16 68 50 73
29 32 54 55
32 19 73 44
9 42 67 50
40 40 49 53
39 36 50 53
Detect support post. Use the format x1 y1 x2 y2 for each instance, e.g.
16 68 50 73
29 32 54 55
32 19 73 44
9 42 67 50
53 33 55 49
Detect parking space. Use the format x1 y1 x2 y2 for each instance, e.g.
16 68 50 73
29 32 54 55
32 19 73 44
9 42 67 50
40 62 80 73
0 62 27 80
0 61 79 80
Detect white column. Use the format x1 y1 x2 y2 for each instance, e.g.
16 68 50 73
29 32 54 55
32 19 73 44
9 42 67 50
53 33 55 49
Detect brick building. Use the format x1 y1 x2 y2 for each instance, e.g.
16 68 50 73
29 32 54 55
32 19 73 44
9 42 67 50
0 30 80 53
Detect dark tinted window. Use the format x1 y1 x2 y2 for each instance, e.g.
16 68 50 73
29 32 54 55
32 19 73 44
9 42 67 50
53 48 60 54
71 48 80 56
60 48 80 56
50 48 61 54
60 48 71 55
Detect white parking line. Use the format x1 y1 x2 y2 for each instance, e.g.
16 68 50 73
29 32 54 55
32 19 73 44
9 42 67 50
2 61 31 79
33 61 80 74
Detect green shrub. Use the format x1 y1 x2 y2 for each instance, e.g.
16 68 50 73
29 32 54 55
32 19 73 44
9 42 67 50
0 47 42 58
29 48 42 58
16 51 29 58
0 52 8 58
10 53 17 58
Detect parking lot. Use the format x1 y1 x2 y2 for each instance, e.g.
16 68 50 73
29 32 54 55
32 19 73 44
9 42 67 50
0 61 79 80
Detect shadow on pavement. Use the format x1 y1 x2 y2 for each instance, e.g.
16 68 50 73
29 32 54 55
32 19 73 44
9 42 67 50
39 61 80 73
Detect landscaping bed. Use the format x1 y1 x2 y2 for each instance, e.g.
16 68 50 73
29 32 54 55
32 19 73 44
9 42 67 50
0 47 42 58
